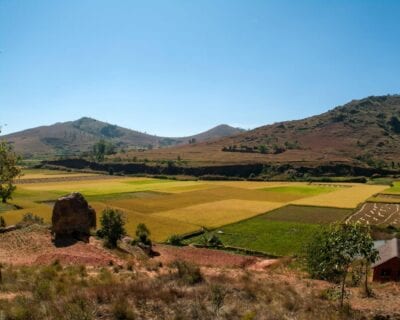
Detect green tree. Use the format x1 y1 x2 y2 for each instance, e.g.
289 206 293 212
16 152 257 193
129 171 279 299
0 132 21 203
305 223 378 307
92 139 106 162
99 208 126 248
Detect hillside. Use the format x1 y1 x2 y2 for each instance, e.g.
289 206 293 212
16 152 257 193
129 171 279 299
1 117 243 158
112 95 400 167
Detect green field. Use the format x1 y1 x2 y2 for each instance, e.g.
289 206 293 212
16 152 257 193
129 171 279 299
186 204 352 256
0 170 387 244
190 218 320 256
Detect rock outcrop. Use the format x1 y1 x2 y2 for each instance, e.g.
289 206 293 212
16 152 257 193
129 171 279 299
52 192 96 241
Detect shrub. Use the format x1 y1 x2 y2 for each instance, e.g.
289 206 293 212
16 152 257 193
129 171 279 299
210 284 227 316
99 208 126 248
16 213 44 228
134 223 151 246
172 261 203 285
166 234 183 246
112 298 135 320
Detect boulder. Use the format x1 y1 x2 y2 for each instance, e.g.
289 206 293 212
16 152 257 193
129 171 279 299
52 192 96 241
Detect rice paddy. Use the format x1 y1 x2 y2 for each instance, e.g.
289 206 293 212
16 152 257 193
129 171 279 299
0 169 395 243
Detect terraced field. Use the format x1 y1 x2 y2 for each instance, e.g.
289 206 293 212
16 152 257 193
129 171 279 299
346 203 400 226
0 170 394 243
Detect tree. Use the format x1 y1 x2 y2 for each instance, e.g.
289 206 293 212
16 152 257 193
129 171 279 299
99 208 126 248
0 132 21 203
305 223 378 307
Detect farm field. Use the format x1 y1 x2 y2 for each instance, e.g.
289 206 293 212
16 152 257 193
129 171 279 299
261 205 352 224
187 204 353 256
346 202 400 227
0 169 395 243
17 169 98 180
290 184 388 208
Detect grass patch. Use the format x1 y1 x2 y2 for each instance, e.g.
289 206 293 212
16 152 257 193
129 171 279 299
385 181 400 194
262 205 352 224
188 218 319 256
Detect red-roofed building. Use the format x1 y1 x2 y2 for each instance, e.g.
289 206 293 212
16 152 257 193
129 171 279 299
372 238 400 282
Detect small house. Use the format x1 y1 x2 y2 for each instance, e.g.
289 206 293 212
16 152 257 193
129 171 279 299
372 238 400 282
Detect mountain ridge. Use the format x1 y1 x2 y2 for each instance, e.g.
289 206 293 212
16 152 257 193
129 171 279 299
111 95 400 167
1 117 244 158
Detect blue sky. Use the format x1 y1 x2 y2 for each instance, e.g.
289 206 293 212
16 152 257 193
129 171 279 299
1 0 399 136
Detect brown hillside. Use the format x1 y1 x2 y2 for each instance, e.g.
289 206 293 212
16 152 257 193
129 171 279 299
1 117 243 158
112 95 400 166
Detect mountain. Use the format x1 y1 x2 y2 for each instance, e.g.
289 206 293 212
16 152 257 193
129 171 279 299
1 117 244 158
114 95 400 167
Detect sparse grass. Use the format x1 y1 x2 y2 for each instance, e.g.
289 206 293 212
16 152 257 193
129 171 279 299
0 262 363 320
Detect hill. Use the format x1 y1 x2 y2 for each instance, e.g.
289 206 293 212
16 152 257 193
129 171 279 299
1 117 243 158
112 95 400 168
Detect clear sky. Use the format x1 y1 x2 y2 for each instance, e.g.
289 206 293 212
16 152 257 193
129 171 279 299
1 0 399 136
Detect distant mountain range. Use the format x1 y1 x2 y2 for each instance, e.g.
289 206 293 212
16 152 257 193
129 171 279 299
112 95 400 167
1 117 244 158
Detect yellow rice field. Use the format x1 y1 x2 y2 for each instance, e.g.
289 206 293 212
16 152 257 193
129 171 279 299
290 184 388 209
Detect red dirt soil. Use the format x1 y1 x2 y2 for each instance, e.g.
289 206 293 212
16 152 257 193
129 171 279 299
152 244 276 269
0 225 121 266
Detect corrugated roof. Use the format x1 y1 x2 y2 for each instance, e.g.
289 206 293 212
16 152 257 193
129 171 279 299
372 238 400 268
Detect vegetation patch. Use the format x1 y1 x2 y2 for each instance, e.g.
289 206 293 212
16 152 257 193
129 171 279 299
188 217 320 256
262 205 353 224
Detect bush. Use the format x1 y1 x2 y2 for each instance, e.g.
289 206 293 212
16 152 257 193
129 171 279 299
112 298 135 320
200 233 223 247
16 213 44 228
166 234 183 246
172 261 203 285
99 208 126 248
134 223 151 246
